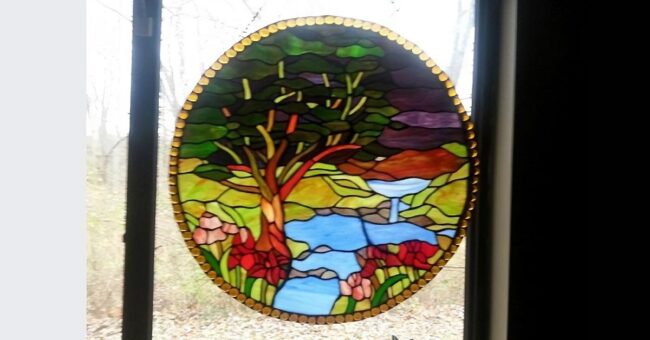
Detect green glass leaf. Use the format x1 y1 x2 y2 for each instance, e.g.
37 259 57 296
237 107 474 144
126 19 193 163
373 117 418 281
225 122 240 130
312 106 342 121
266 33 337 56
194 164 228 173
250 85 282 100
220 248 231 283
194 170 233 182
346 59 380 73
363 90 384 99
322 120 351 132
330 88 347 99
366 98 390 107
285 54 343 74
217 60 278 80
274 78 316 90
371 274 408 307
194 164 233 182
182 124 229 143
200 248 221 276
194 92 237 108
179 141 217 158
298 123 330 136
359 130 382 137
353 121 384 132
364 113 391 124
244 277 256 297
231 113 268 126
287 130 321 143
236 100 275 116
203 80 242 94
366 106 399 116
345 297 357 314
336 45 384 58
238 44 285 64
186 107 227 125
300 86 330 98
278 102 310 114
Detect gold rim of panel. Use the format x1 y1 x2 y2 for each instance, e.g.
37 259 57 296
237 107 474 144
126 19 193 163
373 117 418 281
169 15 479 325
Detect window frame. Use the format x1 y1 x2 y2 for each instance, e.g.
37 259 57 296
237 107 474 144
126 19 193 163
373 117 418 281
120 0 514 339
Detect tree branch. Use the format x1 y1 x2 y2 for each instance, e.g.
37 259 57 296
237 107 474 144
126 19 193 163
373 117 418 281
278 143 319 184
226 165 252 173
219 180 260 194
243 146 273 200
279 144 361 200
256 125 276 159
264 139 288 193
255 150 268 163
214 140 243 164
96 0 132 22
266 109 276 131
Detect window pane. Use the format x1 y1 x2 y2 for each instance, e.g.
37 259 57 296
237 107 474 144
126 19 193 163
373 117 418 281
156 1 473 338
86 0 133 338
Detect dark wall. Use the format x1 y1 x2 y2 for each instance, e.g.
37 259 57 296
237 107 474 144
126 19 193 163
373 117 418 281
509 1 584 339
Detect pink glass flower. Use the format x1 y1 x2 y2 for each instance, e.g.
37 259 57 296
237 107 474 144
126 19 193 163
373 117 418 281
192 213 240 245
339 272 373 301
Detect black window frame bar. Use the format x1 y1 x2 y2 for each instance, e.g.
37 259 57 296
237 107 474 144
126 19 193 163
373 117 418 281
465 0 513 339
120 0 506 339
122 0 162 339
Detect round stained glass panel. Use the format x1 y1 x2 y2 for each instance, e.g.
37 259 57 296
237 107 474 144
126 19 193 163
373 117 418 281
170 16 478 323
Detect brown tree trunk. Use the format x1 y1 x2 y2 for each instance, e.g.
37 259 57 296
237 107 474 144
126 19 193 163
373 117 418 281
253 144 360 256
255 195 290 257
